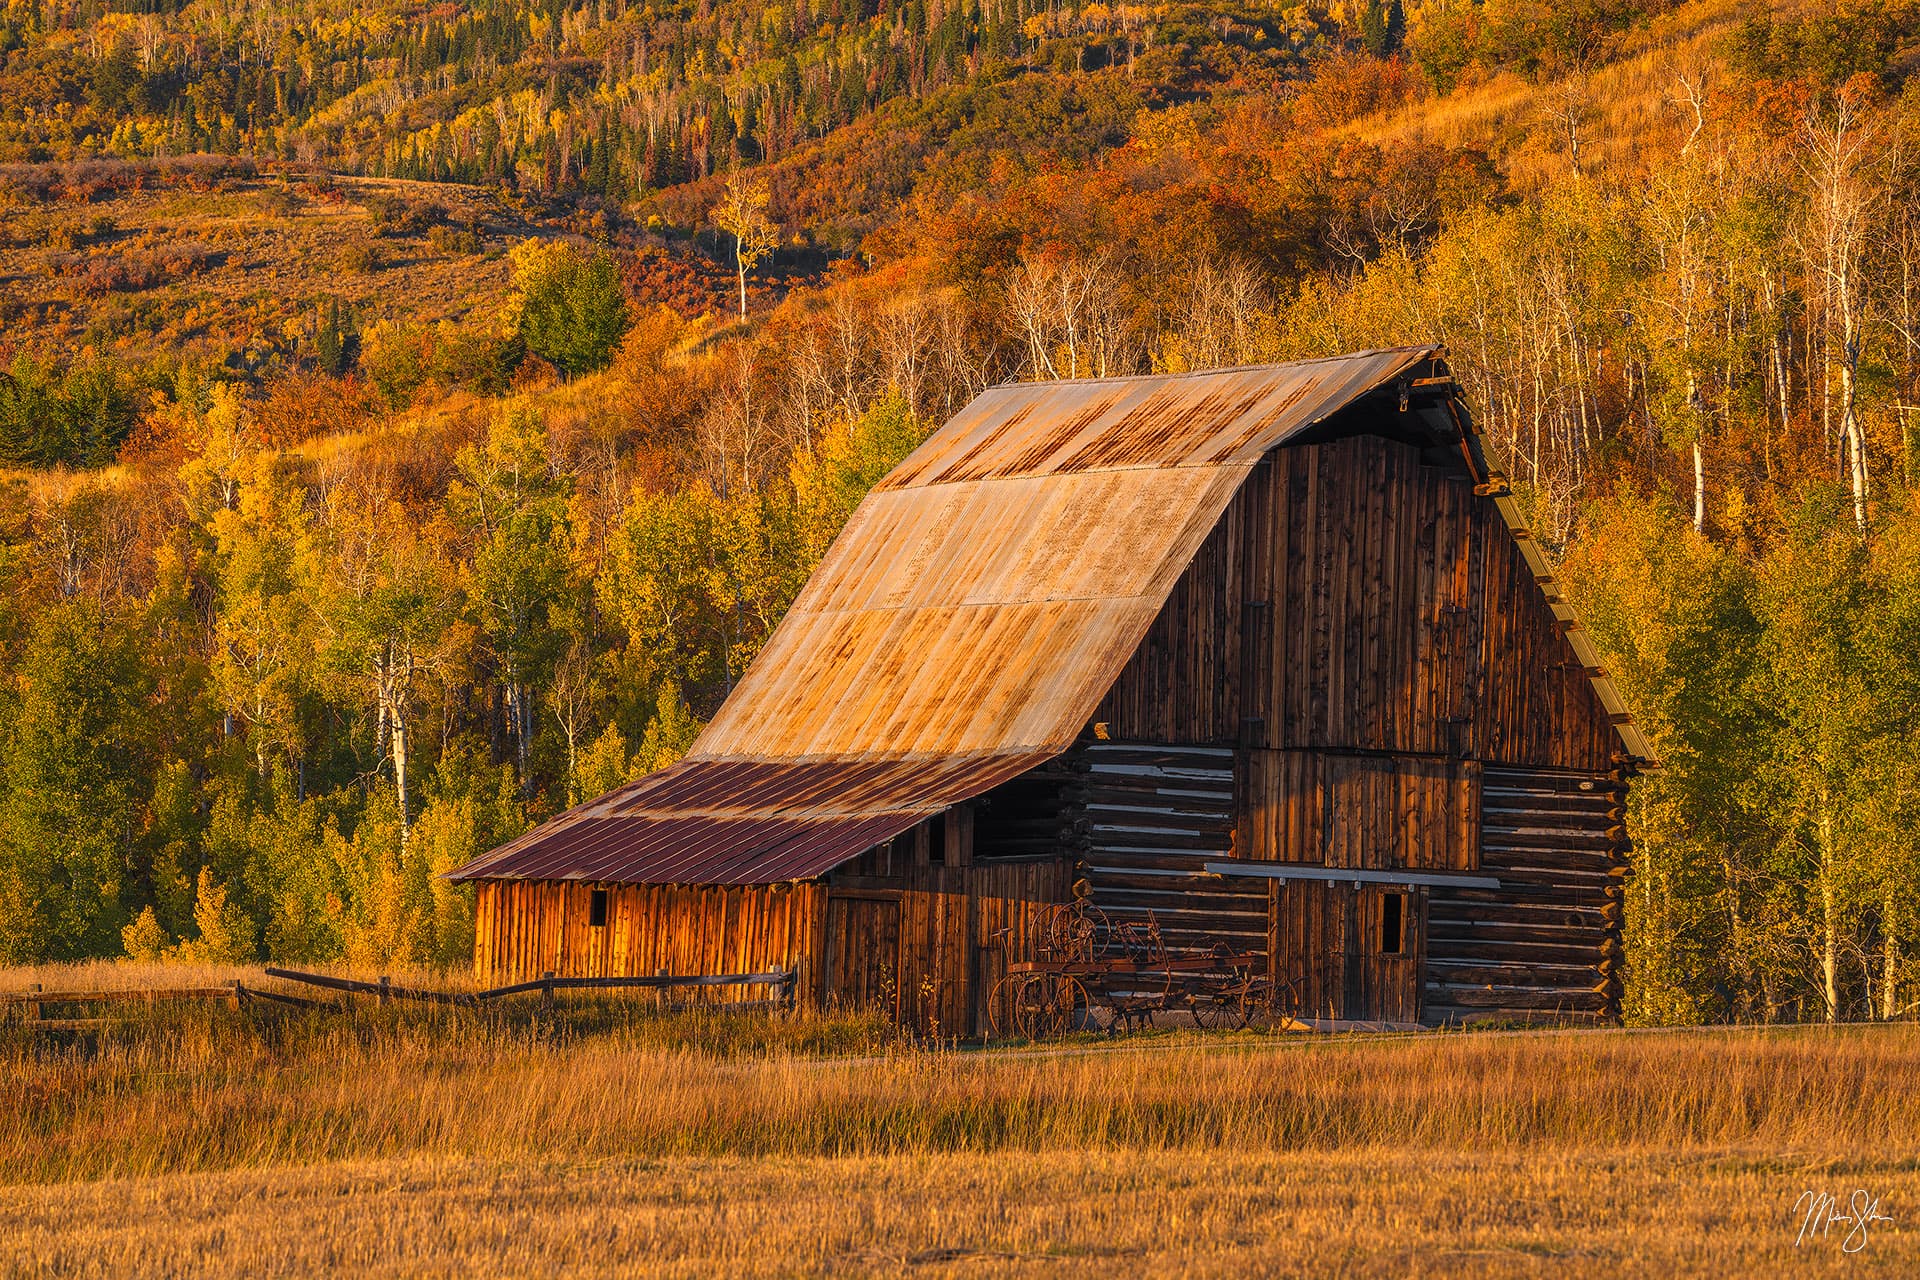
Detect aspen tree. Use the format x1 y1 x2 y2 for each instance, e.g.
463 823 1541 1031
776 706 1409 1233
1800 91 1880 536
714 167 778 320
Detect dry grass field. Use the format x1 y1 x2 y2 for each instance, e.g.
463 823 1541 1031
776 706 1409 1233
1 963 1916 1276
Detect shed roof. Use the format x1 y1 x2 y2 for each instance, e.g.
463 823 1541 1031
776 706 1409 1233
453 346 1638 886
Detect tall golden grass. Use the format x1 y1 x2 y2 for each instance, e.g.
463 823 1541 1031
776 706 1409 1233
6 992 1918 1184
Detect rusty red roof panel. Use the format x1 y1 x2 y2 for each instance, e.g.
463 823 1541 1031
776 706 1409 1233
449 753 1050 883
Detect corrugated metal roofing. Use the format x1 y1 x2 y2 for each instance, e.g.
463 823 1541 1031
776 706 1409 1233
452 345 1649 885
693 348 1442 761
449 754 1050 884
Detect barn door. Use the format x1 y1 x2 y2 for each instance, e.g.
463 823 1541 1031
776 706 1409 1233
1271 881 1423 1023
1270 880 1346 1021
1345 885 1424 1023
825 893 902 1018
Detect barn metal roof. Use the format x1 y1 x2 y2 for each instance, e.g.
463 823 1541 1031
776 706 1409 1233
452 345 1648 886
449 754 1051 885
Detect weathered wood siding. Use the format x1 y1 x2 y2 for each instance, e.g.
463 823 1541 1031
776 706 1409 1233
1094 434 1618 772
473 880 828 1003
826 857 1072 1036
1237 750 1481 870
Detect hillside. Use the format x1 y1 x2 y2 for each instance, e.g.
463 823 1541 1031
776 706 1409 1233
1 168 518 364
1 0 1920 1036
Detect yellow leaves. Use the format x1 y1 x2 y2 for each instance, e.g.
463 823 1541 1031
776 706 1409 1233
120 906 168 962
1128 104 1200 158
159 867 255 964
633 683 702 776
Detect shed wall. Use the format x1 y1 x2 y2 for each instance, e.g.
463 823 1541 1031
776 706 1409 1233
473 879 828 1003
472 856 1071 1035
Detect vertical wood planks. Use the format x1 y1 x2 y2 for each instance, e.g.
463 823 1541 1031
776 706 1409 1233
1094 434 1618 771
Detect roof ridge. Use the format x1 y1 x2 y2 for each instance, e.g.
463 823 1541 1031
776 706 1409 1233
981 343 1443 391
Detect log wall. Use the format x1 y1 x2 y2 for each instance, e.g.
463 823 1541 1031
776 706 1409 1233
1073 742 1268 958
1423 766 1630 1024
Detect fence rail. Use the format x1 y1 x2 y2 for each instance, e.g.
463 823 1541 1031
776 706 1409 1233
473 971 796 1000
263 966 797 1006
262 968 478 1007
2 968 798 1029
0 986 238 1006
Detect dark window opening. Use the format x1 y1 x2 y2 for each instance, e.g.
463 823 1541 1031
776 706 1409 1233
589 888 609 928
1380 892 1405 955
928 816 946 865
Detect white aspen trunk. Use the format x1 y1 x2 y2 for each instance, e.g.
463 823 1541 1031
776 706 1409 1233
1820 800 1840 1023
564 722 578 804
1841 329 1868 535
1688 366 1706 535
392 710 409 845
1693 439 1706 535
375 643 412 843
507 674 533 798
1883 886 1899 1021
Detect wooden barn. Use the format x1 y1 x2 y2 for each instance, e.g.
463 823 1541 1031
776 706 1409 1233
449 346 1652 1031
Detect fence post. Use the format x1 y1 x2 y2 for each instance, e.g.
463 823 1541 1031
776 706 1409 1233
231 978 245 1010
28 982 40 1025
542 971 555 1011
379 975 391 1006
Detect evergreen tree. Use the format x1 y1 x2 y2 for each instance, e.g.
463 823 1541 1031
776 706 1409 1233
314 298 346 376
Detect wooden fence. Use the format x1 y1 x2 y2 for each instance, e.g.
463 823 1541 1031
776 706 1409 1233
0 967 797 1030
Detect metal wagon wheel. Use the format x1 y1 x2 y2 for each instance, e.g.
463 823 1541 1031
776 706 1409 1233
1188 975 1255 1031
1040 901 1109 963
1186 945 1256 1031
1013 973 1090 1039
985 972 1026 1040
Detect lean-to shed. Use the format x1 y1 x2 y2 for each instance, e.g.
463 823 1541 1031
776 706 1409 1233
450 347 1650 1029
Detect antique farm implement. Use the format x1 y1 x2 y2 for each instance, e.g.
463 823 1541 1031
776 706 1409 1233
987 897 1277 1038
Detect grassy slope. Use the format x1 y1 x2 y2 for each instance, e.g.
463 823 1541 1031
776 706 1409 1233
0 175 527 370
1342 0 1753 183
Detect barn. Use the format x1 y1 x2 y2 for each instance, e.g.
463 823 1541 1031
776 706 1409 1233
448 346 1652 1031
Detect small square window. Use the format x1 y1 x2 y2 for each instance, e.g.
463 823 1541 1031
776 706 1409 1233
589 888 609 928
